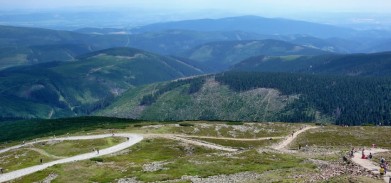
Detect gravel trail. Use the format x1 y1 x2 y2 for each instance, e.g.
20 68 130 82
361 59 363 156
0 134 143 183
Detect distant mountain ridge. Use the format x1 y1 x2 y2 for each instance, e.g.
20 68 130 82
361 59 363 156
231 51 391 76
181 39 329 71
132 15 355 38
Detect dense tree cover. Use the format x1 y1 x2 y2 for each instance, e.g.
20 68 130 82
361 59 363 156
232 52 391 77
215 72 391 125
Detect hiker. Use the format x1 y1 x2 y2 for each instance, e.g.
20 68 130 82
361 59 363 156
361 149 366 159
298 144 301 150
368 152 373 159
40 158 43 164
127 137 130 141
342 156 348 162
350 148 354 157
97 148 99 154
381 157 386 164
380 165 385 176
22 140 25 145
0 167 3 174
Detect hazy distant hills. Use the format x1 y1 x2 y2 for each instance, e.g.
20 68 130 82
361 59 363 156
1 22 389 70
181 39 329 71
0 44 93 70
231 52 391 76
132 16 355 38
0 47 205 119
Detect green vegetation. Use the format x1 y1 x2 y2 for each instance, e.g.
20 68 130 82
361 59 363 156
290 126 391 149
182 39 327 70
34 137 125 157
216 72 391 125
14 138 315 183
0 47 205 119
232 52 391 76
0 149 56 172
100 71 391 125
0 116 140 142
173 122 302 138
99 76 297 122
191 138 279 149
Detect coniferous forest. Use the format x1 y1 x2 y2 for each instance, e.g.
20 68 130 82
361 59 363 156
215 72 391 125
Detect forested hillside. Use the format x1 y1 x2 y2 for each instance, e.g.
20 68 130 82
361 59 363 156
182 39 328 71
98 72 391 125
232 52 391 76
0 47 205 119
215 72 391 125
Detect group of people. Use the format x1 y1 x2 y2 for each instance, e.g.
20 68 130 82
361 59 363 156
350 147 389 177
380 156 389 176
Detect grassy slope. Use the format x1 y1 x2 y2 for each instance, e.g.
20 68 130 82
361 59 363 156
0 149 57 172
290 125 391 149
0 117 140 143
0 137 124 173
35 137 125 157
14 138 315 183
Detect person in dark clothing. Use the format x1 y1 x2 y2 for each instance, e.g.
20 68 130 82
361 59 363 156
0 167 3 174
40 158 43 164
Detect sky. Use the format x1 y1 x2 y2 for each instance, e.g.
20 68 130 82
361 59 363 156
1 0 391 14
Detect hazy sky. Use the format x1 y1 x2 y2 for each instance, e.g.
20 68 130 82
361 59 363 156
1 0 391 14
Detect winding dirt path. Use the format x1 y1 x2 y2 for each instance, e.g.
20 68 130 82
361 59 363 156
175 135 284 141
351 149 390 182
147 134 238 152
272 126 318 151
0 134 143 183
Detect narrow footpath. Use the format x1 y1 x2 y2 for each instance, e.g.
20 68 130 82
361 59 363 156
272 126 318 151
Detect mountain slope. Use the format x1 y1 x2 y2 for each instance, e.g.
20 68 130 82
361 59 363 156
97 77 297 121
182 39 329 71
0 47 205 119
97 72 391 125
231 52 391 76
0 44 93 70
132 16 355 38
